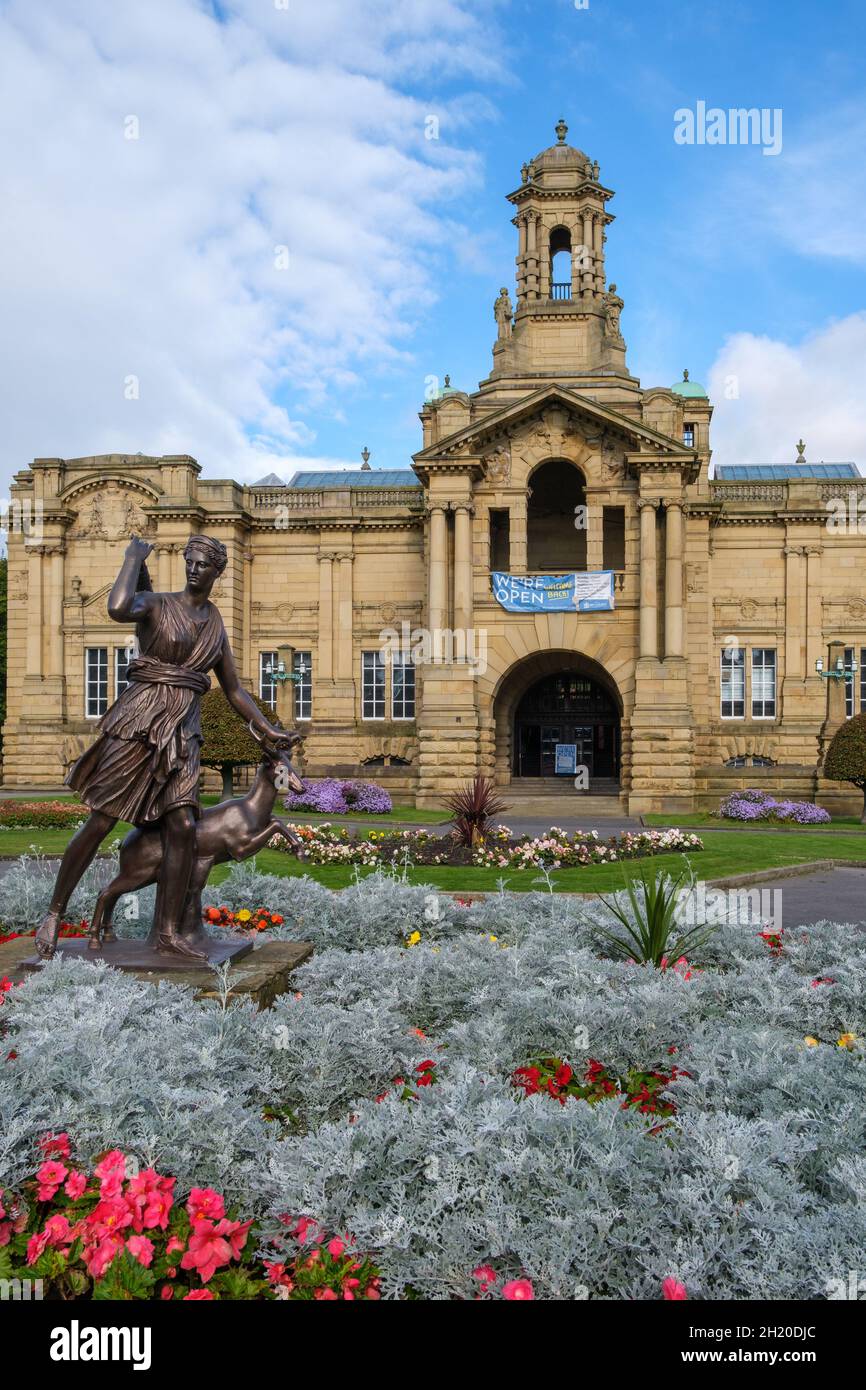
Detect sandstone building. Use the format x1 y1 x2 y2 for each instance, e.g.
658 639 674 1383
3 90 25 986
5 123 866 813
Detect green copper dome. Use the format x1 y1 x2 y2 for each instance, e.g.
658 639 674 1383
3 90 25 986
671 369 707 398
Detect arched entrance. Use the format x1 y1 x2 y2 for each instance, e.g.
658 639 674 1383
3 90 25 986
513 670 620 779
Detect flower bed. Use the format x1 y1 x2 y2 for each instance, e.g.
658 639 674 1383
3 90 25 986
283 779 392 816
718 788 831 824
0 800 86 830
272 823 703 869
1 860 864 1300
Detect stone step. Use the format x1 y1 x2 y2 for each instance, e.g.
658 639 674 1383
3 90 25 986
496 795 626 818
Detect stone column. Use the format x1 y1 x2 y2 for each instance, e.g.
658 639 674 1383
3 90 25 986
585 487 604 571
804 545 823 679
26 545 44 677
510 493 528 573
526 214 538 299
638 499 659 659
427 506 448 635
784 545 804 679
453 505 473 636
581 209 594 296
593 215 604 296
336 553 354 680
317 552 333 681
664 500 684 659
45 544 66 677
242 547 253 685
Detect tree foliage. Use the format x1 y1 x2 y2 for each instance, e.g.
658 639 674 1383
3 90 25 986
823 713 866 820
199 686 284 797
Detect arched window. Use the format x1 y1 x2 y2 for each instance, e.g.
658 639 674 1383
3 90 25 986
549 226 572 300
527 459 587 570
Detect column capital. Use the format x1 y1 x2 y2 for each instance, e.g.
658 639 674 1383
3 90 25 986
637 497 661 512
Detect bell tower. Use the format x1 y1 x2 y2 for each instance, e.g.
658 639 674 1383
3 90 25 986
489 120 629 383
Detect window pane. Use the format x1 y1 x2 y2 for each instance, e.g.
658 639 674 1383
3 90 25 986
115 645 133 698
86 648 108 718
259 651 278 710
362 651 385 719
392 653 415 719
720 648 745 719
751 648 776 718
293 651 312 720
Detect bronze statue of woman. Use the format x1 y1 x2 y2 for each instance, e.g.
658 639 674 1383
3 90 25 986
34 534 294 963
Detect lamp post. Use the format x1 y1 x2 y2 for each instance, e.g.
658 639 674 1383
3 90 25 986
815 655 858 681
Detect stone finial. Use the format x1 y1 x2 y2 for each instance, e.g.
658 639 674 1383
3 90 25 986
444 374 451 388
361 447 371 470
555 118 568 144
592 159 600 180
521 161 529 183
683 369 690 381
796 438 806 460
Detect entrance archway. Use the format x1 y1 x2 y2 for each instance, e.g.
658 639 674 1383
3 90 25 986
490 650 624 787
513 670 620 779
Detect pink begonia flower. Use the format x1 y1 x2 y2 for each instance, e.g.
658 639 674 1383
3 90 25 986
473 1264 497 1292
293 1215 319 1242
180 1218 250 1284
167 1235 185 1255
94 1149 126 1182
183 1289 214 1300
88 1196 134 1235
314 1287 339 1299
82 1232 125 1280
26 1231 49 1264
126 1234 155 1268
502 1279 534 1300
662 1277 688 1300
36 1159 68 1201
43 1214 75 1248
327 1237 345 1259
65 1170 87 1199
161 1285 174 1300
187 1187 225 1225
126 1170 175 1231
39 1132 72 1159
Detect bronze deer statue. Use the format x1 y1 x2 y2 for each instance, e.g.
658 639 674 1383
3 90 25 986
87 724 306 952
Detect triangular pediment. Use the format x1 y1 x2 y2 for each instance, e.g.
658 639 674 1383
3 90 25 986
413 384 693 471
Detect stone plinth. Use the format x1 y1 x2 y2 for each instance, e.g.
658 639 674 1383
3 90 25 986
0 937 313 1010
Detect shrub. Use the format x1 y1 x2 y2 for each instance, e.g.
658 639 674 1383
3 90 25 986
718 789 830 825
823 713 866 822
595 864 716 967
283 779 392 816
445 775 509 847
200 687 287 799
0 801 87 830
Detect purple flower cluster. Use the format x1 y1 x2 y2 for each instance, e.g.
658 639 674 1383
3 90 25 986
283 778 393 816
719 788 831 824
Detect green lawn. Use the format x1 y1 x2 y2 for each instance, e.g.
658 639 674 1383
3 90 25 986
644 812 866 833
3 820 865 894
0 792 446 825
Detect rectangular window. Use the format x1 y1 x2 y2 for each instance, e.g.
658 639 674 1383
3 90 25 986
115 645 133 699
683 422 696 448
489 509 510 571
751 648 777 718
843 647 866 716
259 651 279 711
362 651 386 720
293 650 312 720
86 647 109 718
720 647 745 719
391 652 416 719
602 506 626 572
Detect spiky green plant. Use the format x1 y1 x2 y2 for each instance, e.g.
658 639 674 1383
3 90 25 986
595 862 716 967
444 775 510 847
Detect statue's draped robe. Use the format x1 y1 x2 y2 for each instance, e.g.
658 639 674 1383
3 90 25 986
66 593 226 825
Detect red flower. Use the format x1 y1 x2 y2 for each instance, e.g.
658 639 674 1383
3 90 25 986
502 1278 534 1300
662 1277 687 1300
554 1063 573 1087
416 1060 437 1073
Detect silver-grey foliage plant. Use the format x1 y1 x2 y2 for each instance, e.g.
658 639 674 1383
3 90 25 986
1 859 864 1300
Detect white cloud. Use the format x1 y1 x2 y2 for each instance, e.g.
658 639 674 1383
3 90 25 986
0 0 503 489
708 312 866 469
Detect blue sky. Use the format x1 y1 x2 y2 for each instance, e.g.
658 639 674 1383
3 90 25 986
1 0 865 496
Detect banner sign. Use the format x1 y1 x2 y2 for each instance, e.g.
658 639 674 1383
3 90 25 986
554 743 577 775
491 571 615 613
